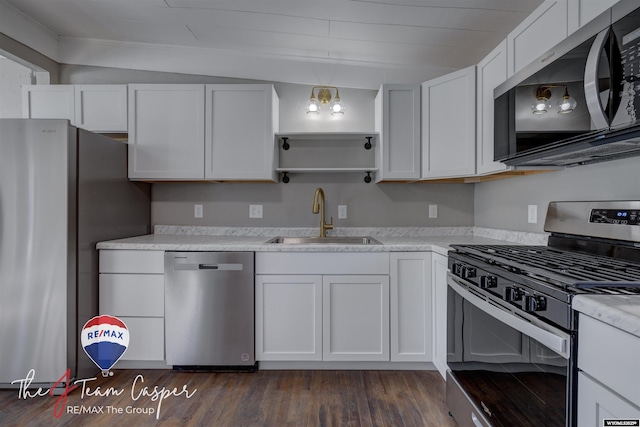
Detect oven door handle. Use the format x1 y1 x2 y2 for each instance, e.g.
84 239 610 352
447 273 570 359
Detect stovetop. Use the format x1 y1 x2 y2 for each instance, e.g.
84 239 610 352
450 244 640 295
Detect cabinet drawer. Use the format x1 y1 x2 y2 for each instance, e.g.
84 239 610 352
99 250 164 274
256 252 390 275
579 314 640 405
117 317 164 361
99 274 164 317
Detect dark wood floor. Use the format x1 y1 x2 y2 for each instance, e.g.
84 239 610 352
0 369 458 426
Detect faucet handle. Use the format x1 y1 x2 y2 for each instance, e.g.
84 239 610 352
327 216 334 228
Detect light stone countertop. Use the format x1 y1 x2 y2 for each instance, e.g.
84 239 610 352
95 226 550 256
573 295 640 338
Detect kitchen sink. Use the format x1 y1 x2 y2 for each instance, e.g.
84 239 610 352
265 236 382 245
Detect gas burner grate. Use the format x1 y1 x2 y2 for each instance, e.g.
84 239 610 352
451 244 640 291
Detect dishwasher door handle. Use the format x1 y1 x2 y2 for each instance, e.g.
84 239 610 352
173 263 244 271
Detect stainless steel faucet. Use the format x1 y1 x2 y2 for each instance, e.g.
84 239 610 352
312 187 333 238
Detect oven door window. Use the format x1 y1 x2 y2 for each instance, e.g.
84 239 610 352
447 286 568 427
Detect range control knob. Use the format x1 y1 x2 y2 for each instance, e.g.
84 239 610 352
452 263 463 276
479 276 497 289
522 294 547 312
504 287 522 302
461 267 476 279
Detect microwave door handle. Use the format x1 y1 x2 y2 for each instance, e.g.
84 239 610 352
584 28 611 129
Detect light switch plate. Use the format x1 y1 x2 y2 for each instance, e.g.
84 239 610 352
249 204 263 218
338 205 347 219
528 204 537 223
194 204 203 218
428 205 438 219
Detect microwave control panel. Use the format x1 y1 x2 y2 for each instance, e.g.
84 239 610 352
590 209 640 225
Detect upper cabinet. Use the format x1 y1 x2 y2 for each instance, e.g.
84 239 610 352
22 84 127 132
507 0 568 77
476 41 510 176
128 84 206 180
22 85 75 123
421 65 476 179
374 84 421 182
74 85 128 132
128 84 279 181
568 0 618 34
205 84 279 181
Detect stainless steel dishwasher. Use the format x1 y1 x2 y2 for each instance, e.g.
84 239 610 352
164 252 256 370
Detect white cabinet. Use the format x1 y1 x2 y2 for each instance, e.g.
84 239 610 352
390 252 432 362
374 84 421 182
22 84 128 132
255 252 390 363
577 314 640 425
22 85 75 122
99 250 165 363
431 252 449 379
421 65 476 179
128 84 205 180
74 85 127 132
507 0 568 77
323 275 390 361
568 0 617 35
255 275 322 361
476 41 510 176
205 84 279 181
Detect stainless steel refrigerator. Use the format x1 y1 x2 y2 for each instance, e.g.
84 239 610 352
0 119 150 388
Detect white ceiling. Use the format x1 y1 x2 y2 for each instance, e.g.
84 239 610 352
2 0 545 89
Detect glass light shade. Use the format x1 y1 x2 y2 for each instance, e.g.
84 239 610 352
557 95 577 114
330 99 344 115
531 98 551 114
306 99 320 115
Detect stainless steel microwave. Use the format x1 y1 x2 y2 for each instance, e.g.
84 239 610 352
494 1 640 167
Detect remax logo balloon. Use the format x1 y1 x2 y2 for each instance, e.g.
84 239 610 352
81 315 129 376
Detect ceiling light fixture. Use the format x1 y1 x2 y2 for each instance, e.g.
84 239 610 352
531 85 577 115
306 86 344 116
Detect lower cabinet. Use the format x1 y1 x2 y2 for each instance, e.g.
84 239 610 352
255 251 433 365
577 314 640 425
323 275 390 362
98 249 166 364
255 275 323 361
431 252 449 378
255 252 391 363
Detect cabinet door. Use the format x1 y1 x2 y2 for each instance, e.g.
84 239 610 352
374 84 421 181
323 275 390 361
507 0 568 77
255 275 322 361
128 84 205 180
75 85 127 132
578 372 640 427
431 253 449 378
22 85 75 122
205 84 278 181
476 41 510 176
421 66 476 179
390 252 431 362
568 0 617 35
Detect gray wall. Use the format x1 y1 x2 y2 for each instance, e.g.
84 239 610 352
474 156 640 233
61 64 475 228
152 177 474 228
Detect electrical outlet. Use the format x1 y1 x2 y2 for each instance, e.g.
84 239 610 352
194 204 203 218
428 204 438 219
249 204 263 219
338 205 347 219
528 204 538 223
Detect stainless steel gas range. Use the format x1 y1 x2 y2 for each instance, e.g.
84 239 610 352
446 201 640 427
